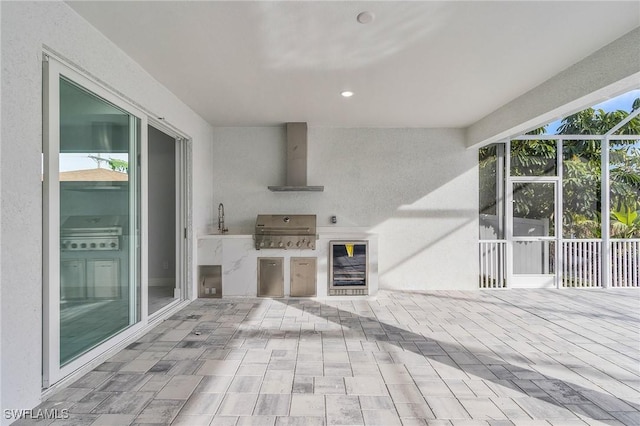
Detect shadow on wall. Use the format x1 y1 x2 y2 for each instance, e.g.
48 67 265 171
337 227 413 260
311 130 481 292
212 127 479 289
372 208 478 290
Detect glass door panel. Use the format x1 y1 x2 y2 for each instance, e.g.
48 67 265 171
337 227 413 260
511 182 555 237
510 181 557 288
59 77 141 365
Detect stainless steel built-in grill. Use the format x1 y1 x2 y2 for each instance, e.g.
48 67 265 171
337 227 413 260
254 214 317 250
61 215 124 251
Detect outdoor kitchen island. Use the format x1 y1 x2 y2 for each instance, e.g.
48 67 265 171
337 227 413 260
198 228 378 298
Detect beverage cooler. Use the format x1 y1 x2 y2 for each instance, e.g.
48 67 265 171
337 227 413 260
329 240 368 296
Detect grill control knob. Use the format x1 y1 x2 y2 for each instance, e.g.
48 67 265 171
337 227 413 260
100 243 106 248
307 242 313 248
110 242 117 248
71 243 78 249
260 241 265 247
80 243 87 249
90 243 96 248
269 242 275 248
278 242 284 248
296 241 302 248
287 241 292 247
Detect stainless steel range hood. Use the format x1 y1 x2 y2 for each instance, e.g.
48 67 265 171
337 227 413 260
268 122 324 192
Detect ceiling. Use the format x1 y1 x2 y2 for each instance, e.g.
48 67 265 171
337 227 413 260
67 1 639 128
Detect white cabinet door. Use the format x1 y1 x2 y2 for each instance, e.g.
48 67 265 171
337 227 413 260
61 259 86 299
88 259 120 299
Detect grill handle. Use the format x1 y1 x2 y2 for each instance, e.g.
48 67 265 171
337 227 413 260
256 227 311 232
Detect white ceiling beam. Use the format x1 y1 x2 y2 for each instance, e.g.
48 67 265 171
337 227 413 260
465 27 640 149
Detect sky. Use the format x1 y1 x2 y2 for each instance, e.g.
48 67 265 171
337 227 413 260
61 153 128 173
592 90 640 112
544 89 640 134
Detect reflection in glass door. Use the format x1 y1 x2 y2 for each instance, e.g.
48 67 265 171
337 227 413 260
58 77 141 365
509 181 557 288
40 54 147 381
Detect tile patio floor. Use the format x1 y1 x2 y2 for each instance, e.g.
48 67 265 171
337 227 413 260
23 289 640 426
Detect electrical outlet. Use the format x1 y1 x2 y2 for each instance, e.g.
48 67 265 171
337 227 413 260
331 215 337 224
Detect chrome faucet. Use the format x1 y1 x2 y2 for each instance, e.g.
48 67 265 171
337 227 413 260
218 203 228 234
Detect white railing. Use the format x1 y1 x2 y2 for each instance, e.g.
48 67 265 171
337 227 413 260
610 239 640 288
480 238 639 289
561 239 602 288
479 240 506 288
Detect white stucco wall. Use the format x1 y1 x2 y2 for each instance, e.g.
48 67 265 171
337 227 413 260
0 1 213 418
211 127 478 291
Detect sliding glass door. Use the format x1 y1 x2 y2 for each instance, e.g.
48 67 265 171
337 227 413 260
44 56 147 384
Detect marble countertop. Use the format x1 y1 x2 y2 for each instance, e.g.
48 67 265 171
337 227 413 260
198 233 251 239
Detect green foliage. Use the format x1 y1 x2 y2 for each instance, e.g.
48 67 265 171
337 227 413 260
552 101 638 239
87 155 129 173
479 145 499 216
480 97 640 240
612 205 638 226
611 204 640 238
610 142 640 209
564 213 601 239
562 155 601 224
107 158 128 173
510 139 556 177
557 107 640 135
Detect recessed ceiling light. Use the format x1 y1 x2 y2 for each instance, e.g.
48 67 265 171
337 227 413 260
357 11 374 24
341 91 354 98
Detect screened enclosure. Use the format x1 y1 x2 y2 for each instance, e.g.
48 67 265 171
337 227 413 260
479 91 640 288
